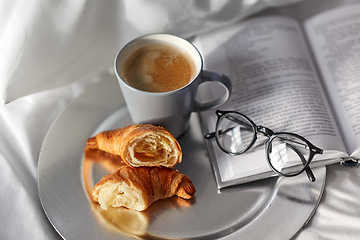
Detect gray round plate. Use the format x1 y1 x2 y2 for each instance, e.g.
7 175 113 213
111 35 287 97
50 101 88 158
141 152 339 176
38 73 326 240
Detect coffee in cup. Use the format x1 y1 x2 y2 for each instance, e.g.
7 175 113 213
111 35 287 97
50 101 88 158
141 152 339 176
122 43 196 93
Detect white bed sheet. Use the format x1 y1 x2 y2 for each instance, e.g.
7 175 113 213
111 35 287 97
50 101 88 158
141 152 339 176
1 1 360 239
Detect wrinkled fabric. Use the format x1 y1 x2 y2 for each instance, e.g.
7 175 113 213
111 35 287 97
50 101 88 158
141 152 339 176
1 0 360 240
296 164 360 240
0 0 294 104
0 74 103 240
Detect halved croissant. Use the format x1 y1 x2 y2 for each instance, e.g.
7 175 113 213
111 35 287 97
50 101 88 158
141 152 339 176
93 166 195 211
86 124 182 168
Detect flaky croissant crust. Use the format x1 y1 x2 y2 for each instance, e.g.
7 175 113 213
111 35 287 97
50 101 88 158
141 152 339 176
86 124 182 168
93 166 195 211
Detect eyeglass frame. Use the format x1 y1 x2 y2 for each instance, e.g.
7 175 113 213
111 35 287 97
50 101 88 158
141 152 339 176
205 110 323 182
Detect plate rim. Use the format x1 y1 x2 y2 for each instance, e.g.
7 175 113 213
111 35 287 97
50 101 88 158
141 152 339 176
38 73 326 240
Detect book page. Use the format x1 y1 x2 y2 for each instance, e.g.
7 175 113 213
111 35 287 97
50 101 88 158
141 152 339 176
194 16 347 185
304 3 360 158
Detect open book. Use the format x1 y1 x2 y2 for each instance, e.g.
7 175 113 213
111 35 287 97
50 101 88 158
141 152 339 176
194 3 360 188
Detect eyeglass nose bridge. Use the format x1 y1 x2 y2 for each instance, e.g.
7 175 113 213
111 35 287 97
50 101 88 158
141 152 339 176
256 125 274 137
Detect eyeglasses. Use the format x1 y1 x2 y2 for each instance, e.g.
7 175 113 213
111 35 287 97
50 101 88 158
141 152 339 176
205 110 323 182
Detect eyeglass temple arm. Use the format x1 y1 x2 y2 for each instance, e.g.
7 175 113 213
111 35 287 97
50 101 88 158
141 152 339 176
205 131 216 139
286 143 316 182
305 166 316 182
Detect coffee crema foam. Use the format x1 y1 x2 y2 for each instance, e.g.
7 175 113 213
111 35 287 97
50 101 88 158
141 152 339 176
122 44 195 92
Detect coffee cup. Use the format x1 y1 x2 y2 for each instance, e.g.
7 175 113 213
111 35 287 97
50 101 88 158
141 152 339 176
114 34 232 138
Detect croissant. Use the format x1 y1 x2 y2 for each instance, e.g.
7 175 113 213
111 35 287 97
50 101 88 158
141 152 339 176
86 124 182 168
93 166 195 211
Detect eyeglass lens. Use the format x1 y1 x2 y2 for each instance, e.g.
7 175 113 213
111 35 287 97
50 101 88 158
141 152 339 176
216 113 256 154
267 133 310 175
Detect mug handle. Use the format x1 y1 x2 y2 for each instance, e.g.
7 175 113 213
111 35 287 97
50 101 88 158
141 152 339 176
192 70 232 112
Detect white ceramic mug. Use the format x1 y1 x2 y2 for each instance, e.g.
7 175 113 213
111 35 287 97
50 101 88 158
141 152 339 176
114 34 232 138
